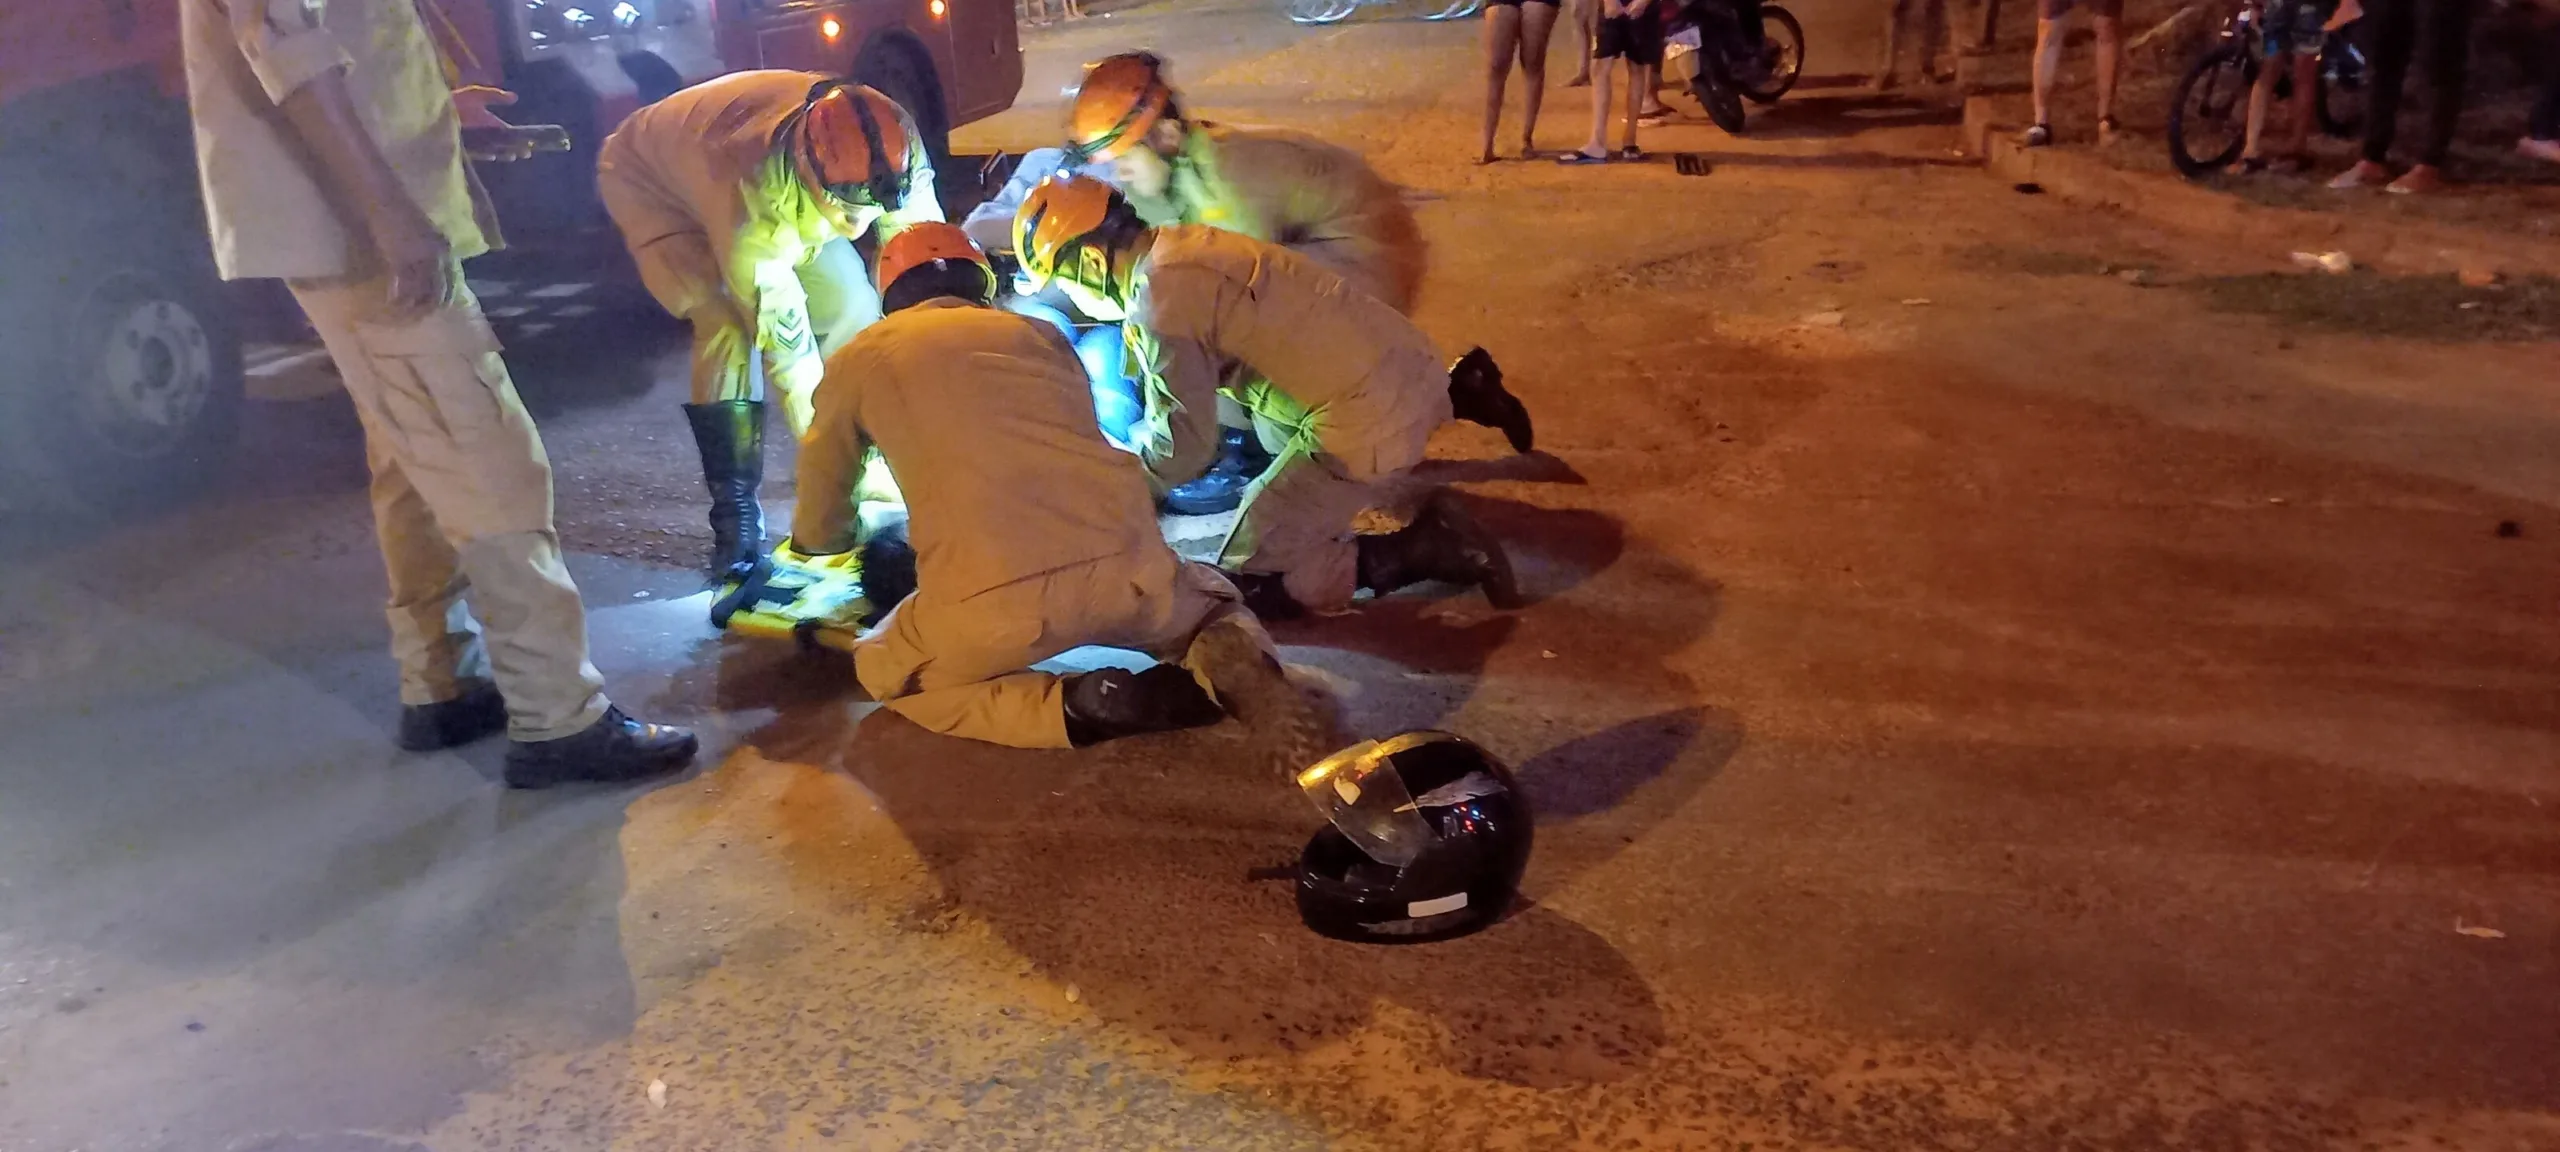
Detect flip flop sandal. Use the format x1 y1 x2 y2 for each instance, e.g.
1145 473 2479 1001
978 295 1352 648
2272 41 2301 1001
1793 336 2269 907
1556 150 1611 165
2023 123 2054 147
1620 146 1645 161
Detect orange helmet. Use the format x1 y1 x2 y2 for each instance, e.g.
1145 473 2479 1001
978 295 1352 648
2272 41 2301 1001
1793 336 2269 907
1013 174 1126 289
796 83 913 211
875 222 994 306
1068 52 1176 163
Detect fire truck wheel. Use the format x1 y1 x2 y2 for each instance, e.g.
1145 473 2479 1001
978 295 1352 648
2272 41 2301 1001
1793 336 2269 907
0 178 243 515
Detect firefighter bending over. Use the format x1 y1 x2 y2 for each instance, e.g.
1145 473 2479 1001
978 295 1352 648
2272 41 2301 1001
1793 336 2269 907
1014 176 1537 618
1068 52 1424 314
598 71 943 576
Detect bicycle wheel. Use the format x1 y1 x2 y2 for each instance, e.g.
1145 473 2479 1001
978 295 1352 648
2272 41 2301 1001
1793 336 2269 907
2166 44 2255 178
1737 6 1805 104
1691 54 1747 135
2315 35 2366 139
1288 0 1355 25
1423 0 1482 19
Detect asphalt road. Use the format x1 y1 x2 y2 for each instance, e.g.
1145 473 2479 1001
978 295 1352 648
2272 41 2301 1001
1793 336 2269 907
5 1 2560 1150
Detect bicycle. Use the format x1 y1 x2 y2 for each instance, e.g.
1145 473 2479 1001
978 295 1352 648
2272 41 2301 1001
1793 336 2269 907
1287 0 1481 27
2165 0 2367 177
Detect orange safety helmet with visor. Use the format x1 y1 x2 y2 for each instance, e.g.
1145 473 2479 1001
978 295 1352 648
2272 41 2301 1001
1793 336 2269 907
875 222 997 308
1011 174 1129 291
794 81 914 215
1067 52 1178 163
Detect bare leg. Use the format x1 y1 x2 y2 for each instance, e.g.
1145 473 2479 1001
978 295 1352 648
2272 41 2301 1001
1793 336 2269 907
1566 0 1595 84
2236 50 2281 164
2094 14 2123 135
1578 50 1616 155
1520 1 1561 152
2029 17 2063 130
1876 0 1912 89
2279 52 2319 159
1621 58 1644 150
1482 4 1523 163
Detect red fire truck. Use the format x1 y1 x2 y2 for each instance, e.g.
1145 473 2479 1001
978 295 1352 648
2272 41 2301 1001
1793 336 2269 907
0 0 1022 511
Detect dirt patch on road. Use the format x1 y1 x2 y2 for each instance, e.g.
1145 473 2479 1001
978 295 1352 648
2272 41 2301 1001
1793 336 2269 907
2188 272 2560 341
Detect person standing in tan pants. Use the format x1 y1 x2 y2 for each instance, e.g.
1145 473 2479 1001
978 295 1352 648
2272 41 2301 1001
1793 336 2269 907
180 0 695 787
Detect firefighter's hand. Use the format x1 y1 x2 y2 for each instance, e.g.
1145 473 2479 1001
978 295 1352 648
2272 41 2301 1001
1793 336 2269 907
453 86 518 129
375 211 456 321
775 539 865 577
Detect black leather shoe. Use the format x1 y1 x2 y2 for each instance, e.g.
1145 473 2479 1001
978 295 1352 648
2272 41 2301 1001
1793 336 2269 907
1061 665 1225 747
503 706 698 789
1447 347 1534 454
395 681 508 752
1356 491 1524 609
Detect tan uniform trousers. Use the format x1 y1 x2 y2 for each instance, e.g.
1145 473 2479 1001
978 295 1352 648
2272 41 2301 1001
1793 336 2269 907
1220 388 1418 615
291 270 610 742
851 551 1251 749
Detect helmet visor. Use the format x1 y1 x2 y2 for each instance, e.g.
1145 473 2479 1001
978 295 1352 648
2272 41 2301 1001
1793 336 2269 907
1295 740 1437 869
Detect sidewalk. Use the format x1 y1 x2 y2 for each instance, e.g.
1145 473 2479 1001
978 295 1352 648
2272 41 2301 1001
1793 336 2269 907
1949 0 2560 277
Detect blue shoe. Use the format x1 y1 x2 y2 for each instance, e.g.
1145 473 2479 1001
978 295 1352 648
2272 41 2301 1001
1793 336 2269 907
1163 468 1250 516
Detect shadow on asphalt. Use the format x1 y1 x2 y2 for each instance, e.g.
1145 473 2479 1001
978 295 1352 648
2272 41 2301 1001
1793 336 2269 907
696 477 1737 1097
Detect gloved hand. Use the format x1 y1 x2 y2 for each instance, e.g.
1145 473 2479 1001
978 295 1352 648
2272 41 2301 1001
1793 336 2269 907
775 538 863 576
709 539 872 640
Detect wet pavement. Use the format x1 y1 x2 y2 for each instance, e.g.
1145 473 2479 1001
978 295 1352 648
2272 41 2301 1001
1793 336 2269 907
4 0 2559 1149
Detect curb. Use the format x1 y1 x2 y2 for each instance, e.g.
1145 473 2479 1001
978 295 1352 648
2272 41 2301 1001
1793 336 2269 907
1960 95 2560 279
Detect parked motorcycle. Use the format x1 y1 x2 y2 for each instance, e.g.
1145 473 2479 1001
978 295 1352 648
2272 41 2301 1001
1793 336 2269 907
1663 0 1806 135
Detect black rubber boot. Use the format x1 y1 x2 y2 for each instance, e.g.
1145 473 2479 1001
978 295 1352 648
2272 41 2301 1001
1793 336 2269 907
683 400 766 579
1061 665 1226 747
395 681 507 752
503 706 698 789
1356 491 1525 609
1447 347 1535 453
1226 571 1305 621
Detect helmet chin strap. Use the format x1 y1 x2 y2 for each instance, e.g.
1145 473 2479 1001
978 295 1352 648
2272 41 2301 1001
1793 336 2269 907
798 81 903 214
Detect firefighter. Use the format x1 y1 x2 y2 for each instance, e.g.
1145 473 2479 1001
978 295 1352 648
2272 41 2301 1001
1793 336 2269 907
769 223 1332 757
597 71 943 577
1067 51 1425 313
178 0 695 786
1014 177 1536 618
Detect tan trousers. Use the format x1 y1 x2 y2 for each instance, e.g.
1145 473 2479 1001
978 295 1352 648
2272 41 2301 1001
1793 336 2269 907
1220 390 1417 615
291 272 610 742
851 551 1251 748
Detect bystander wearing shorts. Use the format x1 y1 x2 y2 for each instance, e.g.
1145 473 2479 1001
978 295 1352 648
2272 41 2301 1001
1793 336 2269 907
1595 7 1665 64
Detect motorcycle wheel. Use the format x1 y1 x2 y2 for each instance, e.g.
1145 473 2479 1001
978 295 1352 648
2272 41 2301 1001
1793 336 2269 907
2167 43 2255 178
1738 6 1805 104
1691 55 1747 135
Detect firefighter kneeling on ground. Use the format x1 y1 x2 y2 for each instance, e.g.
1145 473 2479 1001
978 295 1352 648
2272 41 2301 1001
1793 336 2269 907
739 222 1336 758
1014 176 1538 619
598 72 943 578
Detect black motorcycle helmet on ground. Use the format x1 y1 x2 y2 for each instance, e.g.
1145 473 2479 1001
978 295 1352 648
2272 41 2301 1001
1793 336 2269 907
1293 731 1534 944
